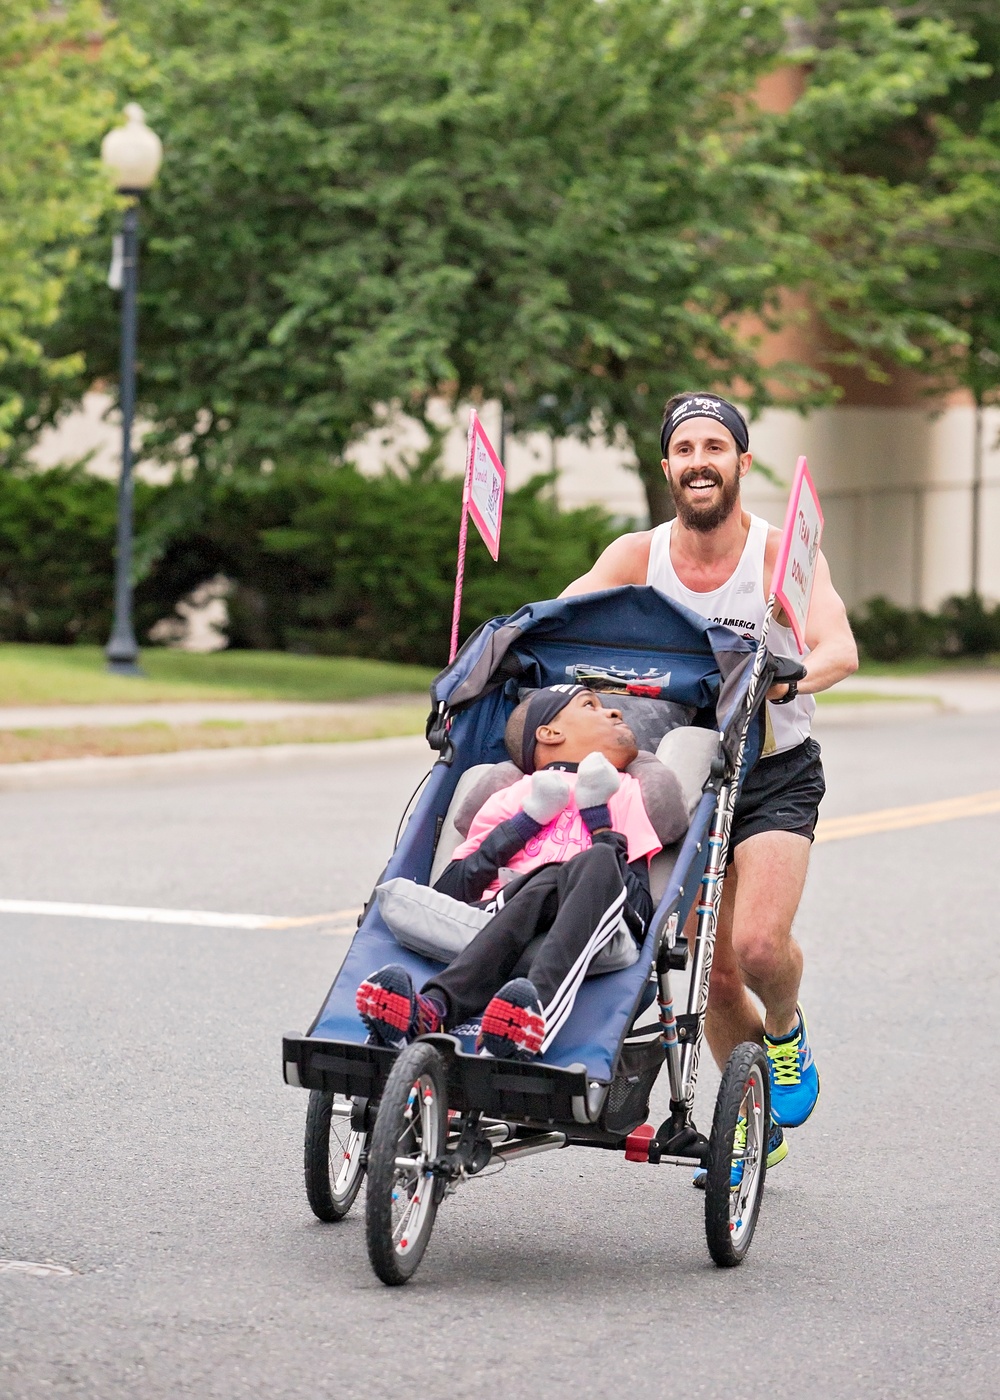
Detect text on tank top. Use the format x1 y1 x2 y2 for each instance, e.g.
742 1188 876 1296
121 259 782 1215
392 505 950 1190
644 514 814 756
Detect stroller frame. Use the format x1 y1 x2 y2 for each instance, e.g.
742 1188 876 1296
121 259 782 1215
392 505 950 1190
283 587 800 1281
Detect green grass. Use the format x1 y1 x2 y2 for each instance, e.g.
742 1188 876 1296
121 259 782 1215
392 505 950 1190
1 643 988 710
857 656 1000 677
816 688 939 706
0 645 436 706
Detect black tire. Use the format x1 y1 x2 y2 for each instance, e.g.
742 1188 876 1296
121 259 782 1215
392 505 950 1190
304 1090 367 1222
704 1041 770 1267
365 1042 448 1286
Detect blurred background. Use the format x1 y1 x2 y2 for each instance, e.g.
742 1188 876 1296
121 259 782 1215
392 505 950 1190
3 0 1000 690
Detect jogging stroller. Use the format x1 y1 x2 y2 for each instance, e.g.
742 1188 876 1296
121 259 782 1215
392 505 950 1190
283 585 798 1284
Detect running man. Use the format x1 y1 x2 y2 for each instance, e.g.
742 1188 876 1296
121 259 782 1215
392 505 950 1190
562 392 858 1169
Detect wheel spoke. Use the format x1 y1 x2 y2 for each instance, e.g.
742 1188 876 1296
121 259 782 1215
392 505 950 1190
367 1050 446 1283
391 1187 421 1247
730 1075 765 1234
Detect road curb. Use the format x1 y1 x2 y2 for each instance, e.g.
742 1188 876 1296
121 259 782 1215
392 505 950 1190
0 734 430 791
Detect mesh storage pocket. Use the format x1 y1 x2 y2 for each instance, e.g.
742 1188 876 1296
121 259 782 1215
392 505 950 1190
601 1036 665 1136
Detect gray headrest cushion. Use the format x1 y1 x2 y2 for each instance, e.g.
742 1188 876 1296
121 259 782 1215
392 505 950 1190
451 737 716 848
453 761 524 837
655 727 720 816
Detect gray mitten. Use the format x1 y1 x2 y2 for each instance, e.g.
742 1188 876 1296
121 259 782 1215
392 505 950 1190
522 770 571 826
574 752 621 809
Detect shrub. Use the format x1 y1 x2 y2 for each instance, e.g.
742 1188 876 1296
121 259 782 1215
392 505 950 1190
938 593 1000 656
146 461 619 666
847 596 943 662
849 593 1000 661
0 466 119 643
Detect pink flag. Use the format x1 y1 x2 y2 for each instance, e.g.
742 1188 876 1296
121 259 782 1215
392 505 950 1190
772 456 825 654
448 411 507 663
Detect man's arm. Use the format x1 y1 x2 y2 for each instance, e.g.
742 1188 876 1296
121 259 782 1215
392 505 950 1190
772 549 858 698
559 531 652 597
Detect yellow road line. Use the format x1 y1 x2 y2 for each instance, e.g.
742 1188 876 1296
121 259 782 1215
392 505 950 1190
815 789 1000 844
266 907 362 930
6 788 995 933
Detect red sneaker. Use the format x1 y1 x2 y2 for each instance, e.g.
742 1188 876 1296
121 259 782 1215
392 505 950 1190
477 979 545 1060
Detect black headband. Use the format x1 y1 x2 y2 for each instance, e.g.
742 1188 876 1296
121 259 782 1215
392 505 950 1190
661 395 749 457
510 684 585 772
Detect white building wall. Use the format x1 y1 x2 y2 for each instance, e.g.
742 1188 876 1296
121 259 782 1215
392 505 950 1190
743 404 1000 609
31 394 1000 611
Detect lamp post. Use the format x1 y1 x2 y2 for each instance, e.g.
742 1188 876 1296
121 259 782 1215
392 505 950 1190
100 104 162 674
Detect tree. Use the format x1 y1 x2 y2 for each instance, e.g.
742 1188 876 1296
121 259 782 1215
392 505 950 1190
817 2 1000 588
42 0 976 519
0 1 132 455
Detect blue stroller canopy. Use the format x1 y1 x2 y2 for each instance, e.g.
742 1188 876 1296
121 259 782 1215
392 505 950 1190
431 586 756 766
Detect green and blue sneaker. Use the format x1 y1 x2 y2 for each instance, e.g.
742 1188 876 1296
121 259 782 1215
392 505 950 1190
765 1004 820 1128
692 1119 787 1189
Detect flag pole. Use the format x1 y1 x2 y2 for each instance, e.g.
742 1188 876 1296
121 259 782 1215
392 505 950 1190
449 415 476 663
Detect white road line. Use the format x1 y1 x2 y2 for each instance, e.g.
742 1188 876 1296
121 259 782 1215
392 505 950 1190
0 898 361 931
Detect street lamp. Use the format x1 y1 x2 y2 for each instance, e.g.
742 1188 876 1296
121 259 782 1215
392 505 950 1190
100 104 162 674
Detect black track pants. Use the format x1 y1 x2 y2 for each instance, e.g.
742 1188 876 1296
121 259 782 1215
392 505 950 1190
423 843 631 1053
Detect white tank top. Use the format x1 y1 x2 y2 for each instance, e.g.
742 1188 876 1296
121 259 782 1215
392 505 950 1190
645 514 813 756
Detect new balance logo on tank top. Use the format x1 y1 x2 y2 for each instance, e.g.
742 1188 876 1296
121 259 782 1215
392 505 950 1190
645 514 814 757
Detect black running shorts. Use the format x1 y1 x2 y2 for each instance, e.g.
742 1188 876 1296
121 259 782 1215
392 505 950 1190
729 737 826 860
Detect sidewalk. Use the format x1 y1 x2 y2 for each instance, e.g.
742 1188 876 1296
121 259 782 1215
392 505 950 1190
0 671 996 729
830 671 1000 714
0 696 426 730
0 671 997 732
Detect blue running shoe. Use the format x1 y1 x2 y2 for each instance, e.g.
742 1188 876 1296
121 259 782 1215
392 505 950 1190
692 1119 787 1189
765 1005 820 1127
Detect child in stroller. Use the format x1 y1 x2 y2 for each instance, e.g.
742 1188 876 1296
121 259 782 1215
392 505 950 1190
357 684 692 1061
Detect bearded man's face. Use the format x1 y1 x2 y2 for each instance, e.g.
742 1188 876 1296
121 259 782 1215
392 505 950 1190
663 417 745 531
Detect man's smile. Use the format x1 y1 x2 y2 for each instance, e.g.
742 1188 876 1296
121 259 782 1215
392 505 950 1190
681 468 723 493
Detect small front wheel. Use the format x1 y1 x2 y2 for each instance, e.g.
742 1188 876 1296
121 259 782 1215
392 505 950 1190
365 1042 448 1286
304 1090 367 1222
704 1041 770 1267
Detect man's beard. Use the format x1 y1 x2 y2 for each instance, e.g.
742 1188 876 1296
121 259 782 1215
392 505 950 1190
667 466 741 533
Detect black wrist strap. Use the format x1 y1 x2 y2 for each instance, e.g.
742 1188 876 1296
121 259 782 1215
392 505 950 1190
771 678 798 706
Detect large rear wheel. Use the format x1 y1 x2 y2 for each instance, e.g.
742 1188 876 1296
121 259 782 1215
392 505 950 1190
704 1041 770 1267
304 1091 367 1222
365 1041 448 1286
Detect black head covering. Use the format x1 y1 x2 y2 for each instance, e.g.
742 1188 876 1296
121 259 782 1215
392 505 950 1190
661 394 749 457
509 684 585 772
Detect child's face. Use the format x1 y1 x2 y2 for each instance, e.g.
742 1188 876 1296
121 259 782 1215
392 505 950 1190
535 690 638 769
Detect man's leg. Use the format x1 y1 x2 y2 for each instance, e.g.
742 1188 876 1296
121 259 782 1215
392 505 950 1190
704 830 811 1064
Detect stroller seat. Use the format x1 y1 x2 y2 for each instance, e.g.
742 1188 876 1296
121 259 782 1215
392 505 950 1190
428 724 720 904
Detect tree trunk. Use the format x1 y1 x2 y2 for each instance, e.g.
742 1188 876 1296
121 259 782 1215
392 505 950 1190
637 458 675 526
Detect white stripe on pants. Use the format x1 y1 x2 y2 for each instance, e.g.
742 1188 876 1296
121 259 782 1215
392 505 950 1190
540 886 627 1051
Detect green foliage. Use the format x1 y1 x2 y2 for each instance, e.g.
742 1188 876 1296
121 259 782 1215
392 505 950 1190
138 457 619 665
821 1 1000 408
38 0 978 522
0 1 134 450
918 103 1000 406
0 456 617 664
0 466 118 642
849 592 1000 661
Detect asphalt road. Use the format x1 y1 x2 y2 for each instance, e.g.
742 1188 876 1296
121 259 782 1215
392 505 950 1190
1 712 998 1399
